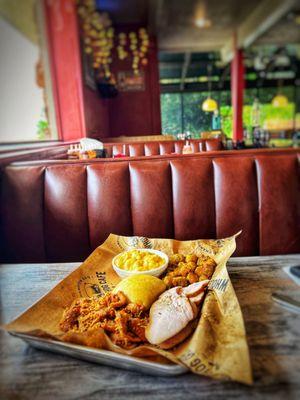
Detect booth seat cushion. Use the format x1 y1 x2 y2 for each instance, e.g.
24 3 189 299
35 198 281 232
1 154 299 263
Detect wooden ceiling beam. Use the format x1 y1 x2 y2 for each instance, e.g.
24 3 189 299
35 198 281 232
220 0 298 64
238 0 298 49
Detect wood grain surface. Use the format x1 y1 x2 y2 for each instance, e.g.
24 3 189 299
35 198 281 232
1 255 300 400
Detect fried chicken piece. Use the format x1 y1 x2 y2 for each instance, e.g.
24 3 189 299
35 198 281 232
185 254 197 263
110 331 143 349
110 310 148 349
109 292 128 308
162 253 217 289
186 261 197 271
128 318 148 341
172 276 188 287
60 291 148 350
195 259 216 280
169 254 185 265
99 319 117 333
187 272 198 284
163 275 173 288
97 308 116 321
60 302 81 332
177 263 191 277
196 256 216 275
125 303 145 317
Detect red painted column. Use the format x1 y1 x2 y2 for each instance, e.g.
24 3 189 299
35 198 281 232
44 0 86 141
231 49 244 141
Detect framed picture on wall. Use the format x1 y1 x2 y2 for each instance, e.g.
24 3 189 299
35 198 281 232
117 70 145 92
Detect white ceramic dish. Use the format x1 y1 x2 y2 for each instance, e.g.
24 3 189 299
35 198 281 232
112 248 169 278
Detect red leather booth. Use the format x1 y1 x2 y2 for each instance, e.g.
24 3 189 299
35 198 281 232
1 151 299 263
104 138 223 157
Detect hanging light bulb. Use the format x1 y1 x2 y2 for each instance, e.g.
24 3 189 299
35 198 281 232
272 79 288 107
272 94 288 107
201 64 218 112
202 97 218 112
195 1 211 28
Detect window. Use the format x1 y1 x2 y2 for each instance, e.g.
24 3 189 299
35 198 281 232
160 93 182 135
161 92 218 137
161 86 299 140
0 2 57 144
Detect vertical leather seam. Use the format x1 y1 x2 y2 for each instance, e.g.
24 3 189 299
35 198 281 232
212 159 218 239
128 162 135 236
252 157 260 256
168 160 175 239
127 162 134 236
254 158 263 256
170 160 177 239
43 166 49 262
85 164 91 253
41 166 47 262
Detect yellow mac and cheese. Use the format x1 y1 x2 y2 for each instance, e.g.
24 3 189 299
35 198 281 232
115 250 164 271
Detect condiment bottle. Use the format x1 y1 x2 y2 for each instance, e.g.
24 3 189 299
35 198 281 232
182 140 193 154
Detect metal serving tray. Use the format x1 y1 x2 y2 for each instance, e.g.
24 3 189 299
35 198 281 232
10 332 188 376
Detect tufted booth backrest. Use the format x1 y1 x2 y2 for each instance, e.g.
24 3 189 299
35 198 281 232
1 153 299 263
104 138 222 158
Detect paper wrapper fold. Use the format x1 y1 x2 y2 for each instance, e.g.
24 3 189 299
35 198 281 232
4 233 252 384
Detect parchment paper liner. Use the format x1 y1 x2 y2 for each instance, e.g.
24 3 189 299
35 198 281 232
4 233 252 384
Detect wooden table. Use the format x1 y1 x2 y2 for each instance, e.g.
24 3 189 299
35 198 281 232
1 255 300 400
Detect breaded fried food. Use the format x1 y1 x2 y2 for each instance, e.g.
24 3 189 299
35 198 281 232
60 291 149 349
162 253 216 288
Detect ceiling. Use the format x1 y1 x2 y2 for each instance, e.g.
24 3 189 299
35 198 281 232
99 0 300 52
151 0 262 52
159 45 300 92
255 7 300 46
2 0 298 52
0 0 38 44
100 0 300 92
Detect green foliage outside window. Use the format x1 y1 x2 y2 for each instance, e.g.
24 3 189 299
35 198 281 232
37 119 49 140
160 93 182 134
161 87 298 139
161 92 215 137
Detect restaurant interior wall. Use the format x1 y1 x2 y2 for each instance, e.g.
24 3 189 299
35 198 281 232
0 17 44 142
107 28 161 137
74 26 162 139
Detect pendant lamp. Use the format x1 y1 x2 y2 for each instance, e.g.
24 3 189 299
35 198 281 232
271 94 288 107
272 79 288 107
201 64 218 112
202 97 218 112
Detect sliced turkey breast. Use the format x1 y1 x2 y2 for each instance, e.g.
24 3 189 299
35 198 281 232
182 280 209 297
145 281 209 346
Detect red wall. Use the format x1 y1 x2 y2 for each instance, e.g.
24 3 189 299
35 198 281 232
108 34 161 137
45 1 161 140
83 86 110 138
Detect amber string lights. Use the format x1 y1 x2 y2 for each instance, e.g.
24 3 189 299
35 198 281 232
77 0 149 85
